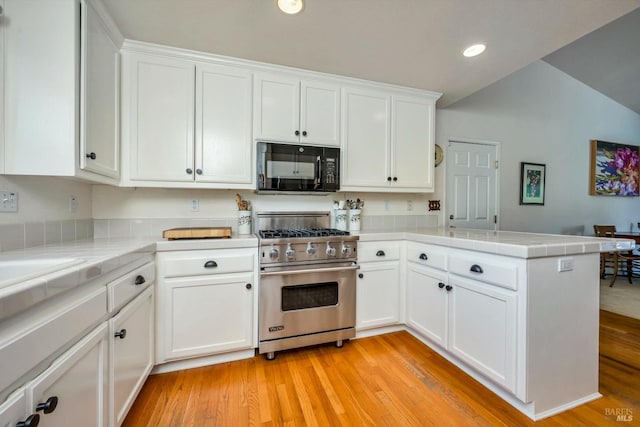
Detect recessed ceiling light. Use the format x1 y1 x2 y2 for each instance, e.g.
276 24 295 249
463 44 486 58
277 0 304 14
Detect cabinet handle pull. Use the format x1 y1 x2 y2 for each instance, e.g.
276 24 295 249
470 264 483 274
376 250 385 257
358 273 364 279
186 168 193 174
295 130 300 136
17 414 40 427
302 131 307 136
246 283 252 290
393 177 398 182
445 285 453 292
86 152 97 160
438 282 445 289
134 275 146 285
419 253 428 260
36 396 58 414
196 168 203 175
114 329 127 339
387 177 392 182
204 260 218 268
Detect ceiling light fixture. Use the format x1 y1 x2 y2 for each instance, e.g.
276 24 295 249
463 43 486 58
277 0 304 15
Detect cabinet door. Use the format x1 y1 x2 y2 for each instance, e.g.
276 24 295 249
157 273 254 362
124 52 195 181
341 88 391 188
110 287 154 427
406 263 448 348
300 80 340 146
27 323 108 427
391 95 434 191
253 73 300 143
195 63 253 186
3 0 78 176
80 0 119 179
0 0 4 175
448 276 517 392
0 388 32 427
356 261 399 330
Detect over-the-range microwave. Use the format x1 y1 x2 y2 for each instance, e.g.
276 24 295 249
256 141 339 193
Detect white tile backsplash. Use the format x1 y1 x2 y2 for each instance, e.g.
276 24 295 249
0 219 94 253
90 215 437 239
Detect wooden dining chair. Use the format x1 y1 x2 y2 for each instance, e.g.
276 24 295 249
593 225 640 287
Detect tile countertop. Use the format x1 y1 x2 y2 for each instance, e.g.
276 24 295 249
0 238 157 319
354 228 635 258
0 228 630 309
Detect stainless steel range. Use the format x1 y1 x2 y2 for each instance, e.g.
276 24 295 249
256 211 359 360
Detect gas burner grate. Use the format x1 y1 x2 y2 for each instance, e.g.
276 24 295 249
259 228 350 239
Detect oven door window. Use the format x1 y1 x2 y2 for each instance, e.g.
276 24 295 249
281 282 339 311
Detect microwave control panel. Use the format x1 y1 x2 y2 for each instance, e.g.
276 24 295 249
325 158 337 184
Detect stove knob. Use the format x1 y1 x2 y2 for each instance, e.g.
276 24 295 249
341 244 352 256
326 243 336 257
306 242 317 255
268 247 279 260
285 244 296 259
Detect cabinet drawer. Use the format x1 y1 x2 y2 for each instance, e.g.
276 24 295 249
159 249 255 278
0 286 107 394
406 242 447 271
448 252 519 291
108 262 155 313
357 242 401 262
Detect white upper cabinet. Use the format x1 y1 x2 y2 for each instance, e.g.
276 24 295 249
121 50 254 188
341 87 437 192
80 0 120 178
1 0 122 183
391 95 435 190
254 73 340 146
341 87 391 188
196 63 253 185
123 52 196 183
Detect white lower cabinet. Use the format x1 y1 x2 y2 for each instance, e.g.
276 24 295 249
27 323 108 427
110 287 154 427
406 244 518 394
0 388 31 427
156 249 257 364
447 275 517 392
356 242 401 331
406 263 448 347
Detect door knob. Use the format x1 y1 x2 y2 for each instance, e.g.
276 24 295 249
449 214 454 220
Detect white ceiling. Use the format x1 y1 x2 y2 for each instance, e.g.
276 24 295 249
102 0 640 108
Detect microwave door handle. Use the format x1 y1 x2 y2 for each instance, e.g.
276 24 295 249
315 156 322 188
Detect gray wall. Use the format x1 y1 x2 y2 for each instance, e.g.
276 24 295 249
434 60 640 234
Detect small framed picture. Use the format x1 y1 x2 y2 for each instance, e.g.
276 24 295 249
520 162 546 205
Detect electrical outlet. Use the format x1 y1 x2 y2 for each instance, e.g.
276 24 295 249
407 200 414 211
558 257 574 272
0 191 18 212
69 195 78 213
191 199 199 212
384 200 390 211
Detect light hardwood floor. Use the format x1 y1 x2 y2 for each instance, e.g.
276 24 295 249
123 310 640 426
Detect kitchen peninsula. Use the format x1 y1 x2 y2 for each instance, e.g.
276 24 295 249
0 229 633 424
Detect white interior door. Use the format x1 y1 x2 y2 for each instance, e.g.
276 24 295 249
445 140 499 230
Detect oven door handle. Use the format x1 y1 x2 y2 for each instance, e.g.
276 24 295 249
260 264 360 276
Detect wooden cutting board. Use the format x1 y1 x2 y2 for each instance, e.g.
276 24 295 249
162 227 232 240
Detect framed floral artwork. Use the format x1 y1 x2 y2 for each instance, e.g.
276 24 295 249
520 162 546 205
589 140 639 196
